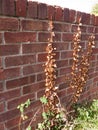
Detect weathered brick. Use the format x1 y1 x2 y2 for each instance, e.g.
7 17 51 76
38 3 47 19
16 0 27 17
2 0 15 16
81 13 90 24
62 33 73 41
69 9 76 23
21 20 48 31
90 14 95 25
87 26 95 33
76 11 82 23
47 5 55 20
0 45 20 56
6 75 35 89
22 43 47 54
72 25 87 33
5 55 36 67
27 1 38 18
64 8 69 22
0 18 19 31
23 63 43 75
55 7 63 21
4 32 36 43
95 16 98 26
0 67 20 80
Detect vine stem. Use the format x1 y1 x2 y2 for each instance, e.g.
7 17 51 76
26 107 42 129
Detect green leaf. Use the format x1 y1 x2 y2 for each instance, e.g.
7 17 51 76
40 96 48 104
26 126 31 130
42 112 47 120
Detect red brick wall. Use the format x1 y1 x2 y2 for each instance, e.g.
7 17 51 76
0 0 98 129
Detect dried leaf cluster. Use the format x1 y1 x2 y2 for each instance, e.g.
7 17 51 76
44 20 60 113
70 19 95 104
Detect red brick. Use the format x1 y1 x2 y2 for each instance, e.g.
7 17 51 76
58 89 66 98
7 93 35 109
0 33 2 43
38 53 47 62
57 60 68 68
0 123 4 130
69 10 76 23
76 11 82 23
23 85 33 95
59 67 71 75
6 75 35 89
0 0 2 14
0 108 19 122
16 0 27 17
0 82 3 91
0 45 20 56
27 1 38 18
54 42 69 51
53 33 61 42
37 72 45 81
37 89 45 98
21 20 48 31
72 24 87 33
5 55 36 67
0 18 19 31
0 67 20 80
62 23 71 32
0 101 5 112
2 0 15 16
81 34 90 41
38 32 50 42
95 16 98 26
4 32 36 43
64 8 69 22
53 23 62 32
87 26 95 33
22 43 47 54
5 116 19 129
90 14 95 25
0 88 21 101
61 51 73 59
26 82 45 94
23 63 43 75
81 13 90 24
47 5 55 20
56 75 65 84
55 7 63 21
62 33 73 41
95 27 98 33
38 3 47 19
